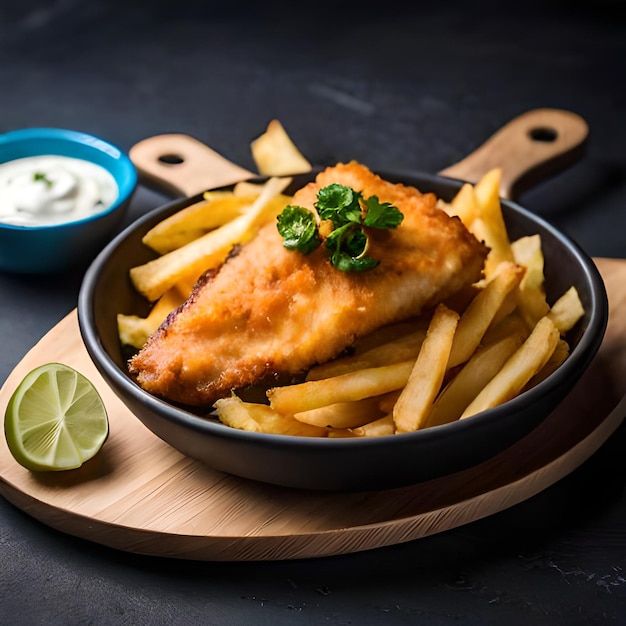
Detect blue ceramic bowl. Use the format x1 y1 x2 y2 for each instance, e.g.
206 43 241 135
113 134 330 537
0 128 137 274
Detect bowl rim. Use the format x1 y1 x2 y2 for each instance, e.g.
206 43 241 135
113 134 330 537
78 169 609 453
0 127 138 231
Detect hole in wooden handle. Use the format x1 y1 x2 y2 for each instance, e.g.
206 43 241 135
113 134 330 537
129 134 255 197
528 127 559 143
158 154 185 165
438 109 588 200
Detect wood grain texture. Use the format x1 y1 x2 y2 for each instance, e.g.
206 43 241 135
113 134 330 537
129 109 589 202
129 133 255 198
438 108 589 199
0 258 624 561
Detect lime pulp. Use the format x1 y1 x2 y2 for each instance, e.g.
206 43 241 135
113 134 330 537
4 362 109 471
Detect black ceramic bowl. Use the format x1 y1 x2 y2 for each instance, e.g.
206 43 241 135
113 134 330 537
78 169 608 491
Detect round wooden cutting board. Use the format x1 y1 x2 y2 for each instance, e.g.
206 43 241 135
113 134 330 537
0 258 624 562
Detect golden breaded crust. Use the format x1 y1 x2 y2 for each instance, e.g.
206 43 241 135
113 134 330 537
129 162 488 407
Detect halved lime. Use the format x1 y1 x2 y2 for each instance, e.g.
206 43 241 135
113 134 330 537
4 363 109 471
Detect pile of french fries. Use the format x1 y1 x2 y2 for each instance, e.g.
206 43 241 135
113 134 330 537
118 120 585 438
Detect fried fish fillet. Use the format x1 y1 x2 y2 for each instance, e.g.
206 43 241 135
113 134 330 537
128 162 489 407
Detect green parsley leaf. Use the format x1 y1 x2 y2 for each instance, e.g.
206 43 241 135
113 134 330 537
362 195 404 229
325 223 367 258
276 181 404 272
315 183 362 226
331 251 379 272
276 205 321 255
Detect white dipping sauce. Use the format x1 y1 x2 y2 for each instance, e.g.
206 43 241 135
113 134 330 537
0 155 119 226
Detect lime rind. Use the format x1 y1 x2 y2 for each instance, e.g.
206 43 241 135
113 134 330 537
4 363 108 472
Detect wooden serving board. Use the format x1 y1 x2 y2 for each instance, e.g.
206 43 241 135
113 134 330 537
0 257 624 562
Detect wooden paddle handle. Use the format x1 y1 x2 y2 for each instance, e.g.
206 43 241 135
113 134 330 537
130 108 588 200
129 133 255 197
438 108 589 199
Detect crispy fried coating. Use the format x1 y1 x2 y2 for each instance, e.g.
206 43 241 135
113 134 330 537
128 162 489 407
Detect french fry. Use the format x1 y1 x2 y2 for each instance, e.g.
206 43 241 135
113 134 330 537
142 193 263 254
117 285 187 349
443 182 478 224
251 119 312 176
461 315 560 419
350 414 396 437
525 338 570 389
480 310 528 346
426 329 526 428
305 329 426 381
130 177 291 301
294 396 386 429
489 284 522 329
267 360 416 415
547 286 585 334
213 395 262 432
233 180 269 196
393 304 459 433
447 261 525 368
377 389 402 414
511 234 550 327
214 395 327 437
469 168 515 279
327 429 359 438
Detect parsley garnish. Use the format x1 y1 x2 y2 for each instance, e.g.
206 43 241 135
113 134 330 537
276 205 321 254
33 172 53 188
276 183 404 272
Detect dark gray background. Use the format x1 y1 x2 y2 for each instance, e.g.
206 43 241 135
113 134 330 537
1 1 625 624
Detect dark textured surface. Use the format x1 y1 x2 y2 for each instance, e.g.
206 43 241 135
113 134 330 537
1 1 625 624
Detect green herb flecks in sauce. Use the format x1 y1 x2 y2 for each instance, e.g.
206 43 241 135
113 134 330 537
33 171 54 188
